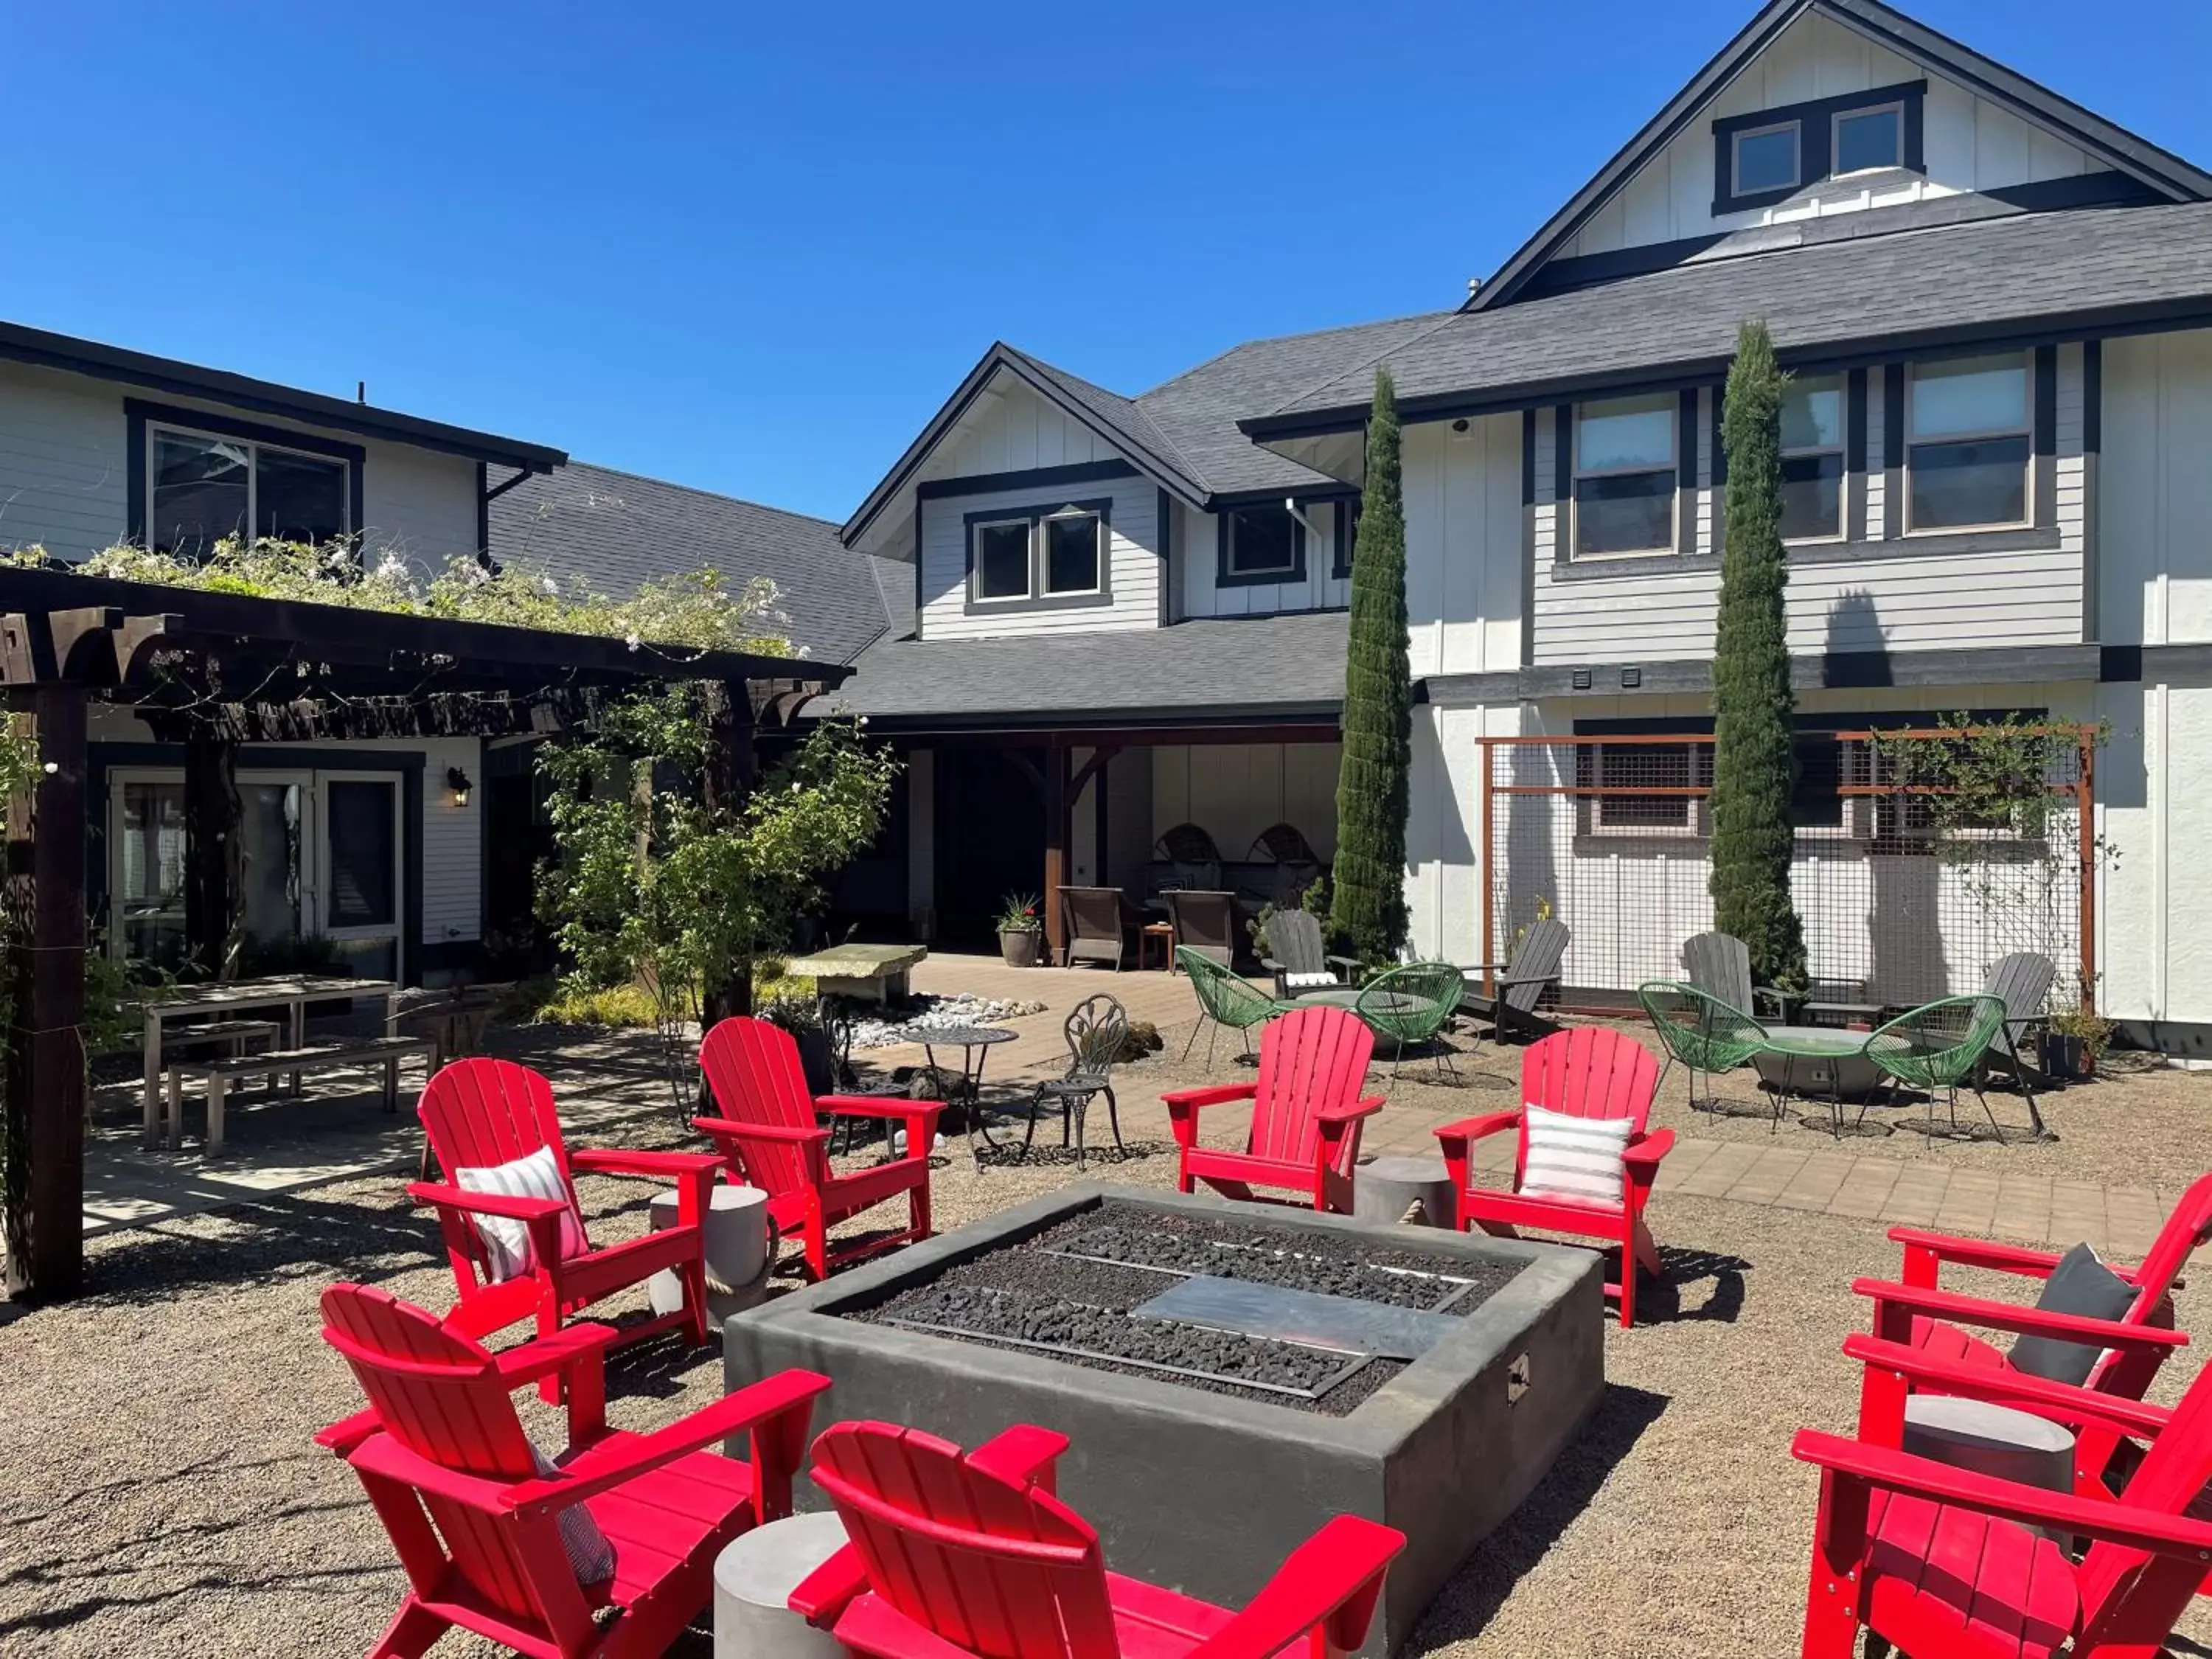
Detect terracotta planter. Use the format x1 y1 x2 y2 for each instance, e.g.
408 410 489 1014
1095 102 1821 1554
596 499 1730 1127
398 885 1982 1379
998 928 1042 968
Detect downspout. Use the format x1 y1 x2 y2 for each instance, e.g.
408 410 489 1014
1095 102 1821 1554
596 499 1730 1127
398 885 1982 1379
1283 497 1328 542
478 463 545 560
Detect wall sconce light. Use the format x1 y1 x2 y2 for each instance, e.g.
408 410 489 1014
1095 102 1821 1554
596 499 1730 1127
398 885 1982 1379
446 766 473 808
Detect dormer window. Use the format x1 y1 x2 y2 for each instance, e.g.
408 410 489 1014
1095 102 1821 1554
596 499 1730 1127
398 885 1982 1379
1833 103 1903 174
1731 123 1800 196
1712 80 1925 214
963 497 1113 613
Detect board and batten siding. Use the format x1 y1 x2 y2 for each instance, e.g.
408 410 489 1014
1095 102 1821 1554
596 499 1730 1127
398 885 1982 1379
1400 414 1524 678
1530 347 2086 662
928 377 1122 480
1174 499 1349 620
917 472 1161 641
2099 329 2212 647
0 358 482 564
1150 742 1341 863
1561 10 2099 262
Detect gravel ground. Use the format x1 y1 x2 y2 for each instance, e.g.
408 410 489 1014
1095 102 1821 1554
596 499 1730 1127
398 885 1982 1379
5 1026 2211 1658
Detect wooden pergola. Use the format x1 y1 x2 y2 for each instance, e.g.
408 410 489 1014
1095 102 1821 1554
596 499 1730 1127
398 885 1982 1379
0 566 846 1304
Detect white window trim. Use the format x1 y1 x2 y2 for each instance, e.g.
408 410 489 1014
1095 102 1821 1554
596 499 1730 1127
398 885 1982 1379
1902 356 2035 536
1731 120 1801 196
145 421 354 552
968 514 1036 604
1225 507 1301 577
1571 400 1678 560
1781 377 1848 546
1830 102 1905 176
1038 506 1105 597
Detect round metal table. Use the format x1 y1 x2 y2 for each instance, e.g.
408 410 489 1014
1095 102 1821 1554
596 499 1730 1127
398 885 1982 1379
1754 1024 1882 1136
896 1023 1016 1166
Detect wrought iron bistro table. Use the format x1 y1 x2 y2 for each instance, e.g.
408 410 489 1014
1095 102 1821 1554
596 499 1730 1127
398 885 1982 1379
894 1023 1017 1166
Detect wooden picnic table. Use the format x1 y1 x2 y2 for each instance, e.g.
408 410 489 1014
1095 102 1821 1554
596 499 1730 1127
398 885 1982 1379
142 975 397 1147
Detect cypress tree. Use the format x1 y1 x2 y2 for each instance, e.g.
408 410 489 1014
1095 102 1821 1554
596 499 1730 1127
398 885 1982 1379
1710 319 1809 990
1330 367 1412 965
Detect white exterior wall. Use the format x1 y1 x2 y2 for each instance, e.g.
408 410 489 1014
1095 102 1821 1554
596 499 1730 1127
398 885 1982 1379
917 472 1161 640
1150 743 1340 863
1402 414 1524 677
1405 703 1520 964
934 378 1121 477
1175 500 1350 619
0 358 481 566
1563 10 2098 260
1531 347 2087 661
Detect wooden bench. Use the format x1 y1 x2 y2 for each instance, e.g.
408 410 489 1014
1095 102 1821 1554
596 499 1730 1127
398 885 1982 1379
167 1034 434 1154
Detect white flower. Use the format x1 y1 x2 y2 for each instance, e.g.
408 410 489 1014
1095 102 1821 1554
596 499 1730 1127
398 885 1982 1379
624 631 641 651
540 575 559 596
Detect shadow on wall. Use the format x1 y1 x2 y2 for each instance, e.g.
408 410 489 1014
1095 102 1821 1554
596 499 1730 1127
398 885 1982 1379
1824 589 1949 1005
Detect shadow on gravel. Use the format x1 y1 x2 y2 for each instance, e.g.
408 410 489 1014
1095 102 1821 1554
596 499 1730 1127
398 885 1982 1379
1410 1382 1672 1649
72 1189 439 1308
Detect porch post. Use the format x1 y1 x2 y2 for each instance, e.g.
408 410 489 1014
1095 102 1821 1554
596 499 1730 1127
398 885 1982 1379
1043 743 1068 964
181 728 243 981
5 684 87 1301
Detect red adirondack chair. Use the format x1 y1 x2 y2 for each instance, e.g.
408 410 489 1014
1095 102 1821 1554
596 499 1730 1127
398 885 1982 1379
1434 1026 1671 1329
692 1015 942 1281
1795 1326 2212 1658
1850 1170 2212 1489
1164 1004 1384 1213
317 1282 830 1659
411 1057 720 1389
790 1420 1405 1659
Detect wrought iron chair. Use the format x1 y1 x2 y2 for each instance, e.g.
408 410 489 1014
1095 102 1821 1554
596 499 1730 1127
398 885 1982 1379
1354 961 1467 1082
1021 994 1128 1167
1864 993 2022 1141
1177 946 1282 1067
1637 979 1770 1114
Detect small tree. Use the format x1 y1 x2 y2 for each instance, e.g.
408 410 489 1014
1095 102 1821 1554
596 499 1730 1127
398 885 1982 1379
538 686 898 1110
1710 319 1808 990
1330 367 1413 966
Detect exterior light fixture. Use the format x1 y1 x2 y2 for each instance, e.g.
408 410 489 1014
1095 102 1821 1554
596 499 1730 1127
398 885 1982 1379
446 766 473 808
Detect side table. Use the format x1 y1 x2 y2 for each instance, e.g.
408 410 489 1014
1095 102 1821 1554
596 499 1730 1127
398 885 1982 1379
714 1510 850 1659
647 1185 773 1330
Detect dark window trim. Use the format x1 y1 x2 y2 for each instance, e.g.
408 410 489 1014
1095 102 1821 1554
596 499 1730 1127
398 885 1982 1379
126 397 366 550
1333 499 1357 580
1566 392 1684 562
1711 80 1927 215
1845 368 1868 542
917 458 1136 501
961 496 1115 616
1549 522 2062 584
1901 349 2039 537
1216 503 1307 588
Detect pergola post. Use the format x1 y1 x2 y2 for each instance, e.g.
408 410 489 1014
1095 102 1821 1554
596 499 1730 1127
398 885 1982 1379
700 681 758 1025
4 684 87 1301
1042 744 1069 964
182 729 244 980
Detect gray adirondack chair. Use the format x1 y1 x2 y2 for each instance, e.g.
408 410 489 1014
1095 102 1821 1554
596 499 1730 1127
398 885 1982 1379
1681 931 1793 1022
1262 909 1358 999
1163 889 1239 970
1059 886 1131 970
1980 950 2056 1107
1459 918 1570 1044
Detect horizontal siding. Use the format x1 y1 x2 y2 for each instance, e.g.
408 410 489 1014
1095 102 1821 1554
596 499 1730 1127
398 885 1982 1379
360 445 480 566
0 361 129 557
918 473 1160 641
1563 10 2095 261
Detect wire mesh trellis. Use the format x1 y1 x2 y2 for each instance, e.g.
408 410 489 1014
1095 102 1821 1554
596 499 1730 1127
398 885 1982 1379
1477 729 2095 1014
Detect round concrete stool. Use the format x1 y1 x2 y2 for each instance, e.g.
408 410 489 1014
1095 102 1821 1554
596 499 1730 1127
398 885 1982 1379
1352 1155 1458 1229
1903 1395 2076 1537
647 1184 773 1329
714 1510 849 1659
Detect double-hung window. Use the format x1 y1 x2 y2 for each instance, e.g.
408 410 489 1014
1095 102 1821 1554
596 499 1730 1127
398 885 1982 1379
1780 375 1846 541
966 500 1107 606
1906 353 2031 532
1573 394 1677 557
146 423 351 557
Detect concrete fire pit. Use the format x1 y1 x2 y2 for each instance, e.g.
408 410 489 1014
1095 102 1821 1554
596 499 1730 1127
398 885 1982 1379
724 1183 1604 1655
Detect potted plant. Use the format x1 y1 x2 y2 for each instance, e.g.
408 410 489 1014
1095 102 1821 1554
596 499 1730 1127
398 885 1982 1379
2045 1001 2115 1081
995 892 1044 967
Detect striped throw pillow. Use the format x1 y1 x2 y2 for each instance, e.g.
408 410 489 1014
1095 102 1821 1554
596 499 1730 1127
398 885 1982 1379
529 1440 617 1585
454 1144 588 1282
1519 1103 1632 1208
1284 970 1338 990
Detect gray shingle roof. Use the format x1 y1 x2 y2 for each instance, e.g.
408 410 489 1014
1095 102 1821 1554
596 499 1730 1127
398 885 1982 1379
1133 313 1450 494
488 461 892 665
1253 202 2212 431
826 610 1348 727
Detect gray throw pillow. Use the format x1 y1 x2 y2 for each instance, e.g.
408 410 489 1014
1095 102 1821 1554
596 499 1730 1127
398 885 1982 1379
2008 1242 2136 1387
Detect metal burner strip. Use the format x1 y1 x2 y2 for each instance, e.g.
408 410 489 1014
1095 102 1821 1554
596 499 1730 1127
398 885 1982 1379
881 1315 1370 1402
1041 1244 1480 1312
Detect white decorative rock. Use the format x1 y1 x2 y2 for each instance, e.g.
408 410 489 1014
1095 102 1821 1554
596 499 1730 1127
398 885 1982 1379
713 1510 851 1659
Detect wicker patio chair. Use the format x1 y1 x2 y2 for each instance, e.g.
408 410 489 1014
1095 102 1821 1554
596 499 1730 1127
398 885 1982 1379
1637 979 1770 1114
1356 961 1468 1082
1864 993 2022 1141
1262 909 1357 999
1163 889 1239 970
1021 993 1128 1167
1177 946 1282 1067
1058 886 1131 970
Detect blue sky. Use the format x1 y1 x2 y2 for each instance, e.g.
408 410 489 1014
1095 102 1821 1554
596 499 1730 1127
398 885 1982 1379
10 1 2207 522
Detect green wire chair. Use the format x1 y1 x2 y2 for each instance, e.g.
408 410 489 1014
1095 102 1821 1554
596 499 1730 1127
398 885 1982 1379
1636 980 1770 1116
1177 946 1284 1068
1354 961 1468 1082
1864 993 2023 1141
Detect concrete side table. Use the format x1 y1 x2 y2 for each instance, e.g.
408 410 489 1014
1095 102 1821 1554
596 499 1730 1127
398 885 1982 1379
1352 1155 1458 1229
648 1184 773 1329
1902 1395 2076 1538
714 1510 850 1659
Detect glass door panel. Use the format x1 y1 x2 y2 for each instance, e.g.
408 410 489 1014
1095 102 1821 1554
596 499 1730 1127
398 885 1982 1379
115 777 187 967
240 779 305 953
320 775 400 981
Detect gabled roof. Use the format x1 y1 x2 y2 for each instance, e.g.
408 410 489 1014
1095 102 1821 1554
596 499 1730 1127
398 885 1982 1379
1245 201 2212 437
1466 0 2212 314
840 343 1209 549
489 461 894 665
0 318 566 470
